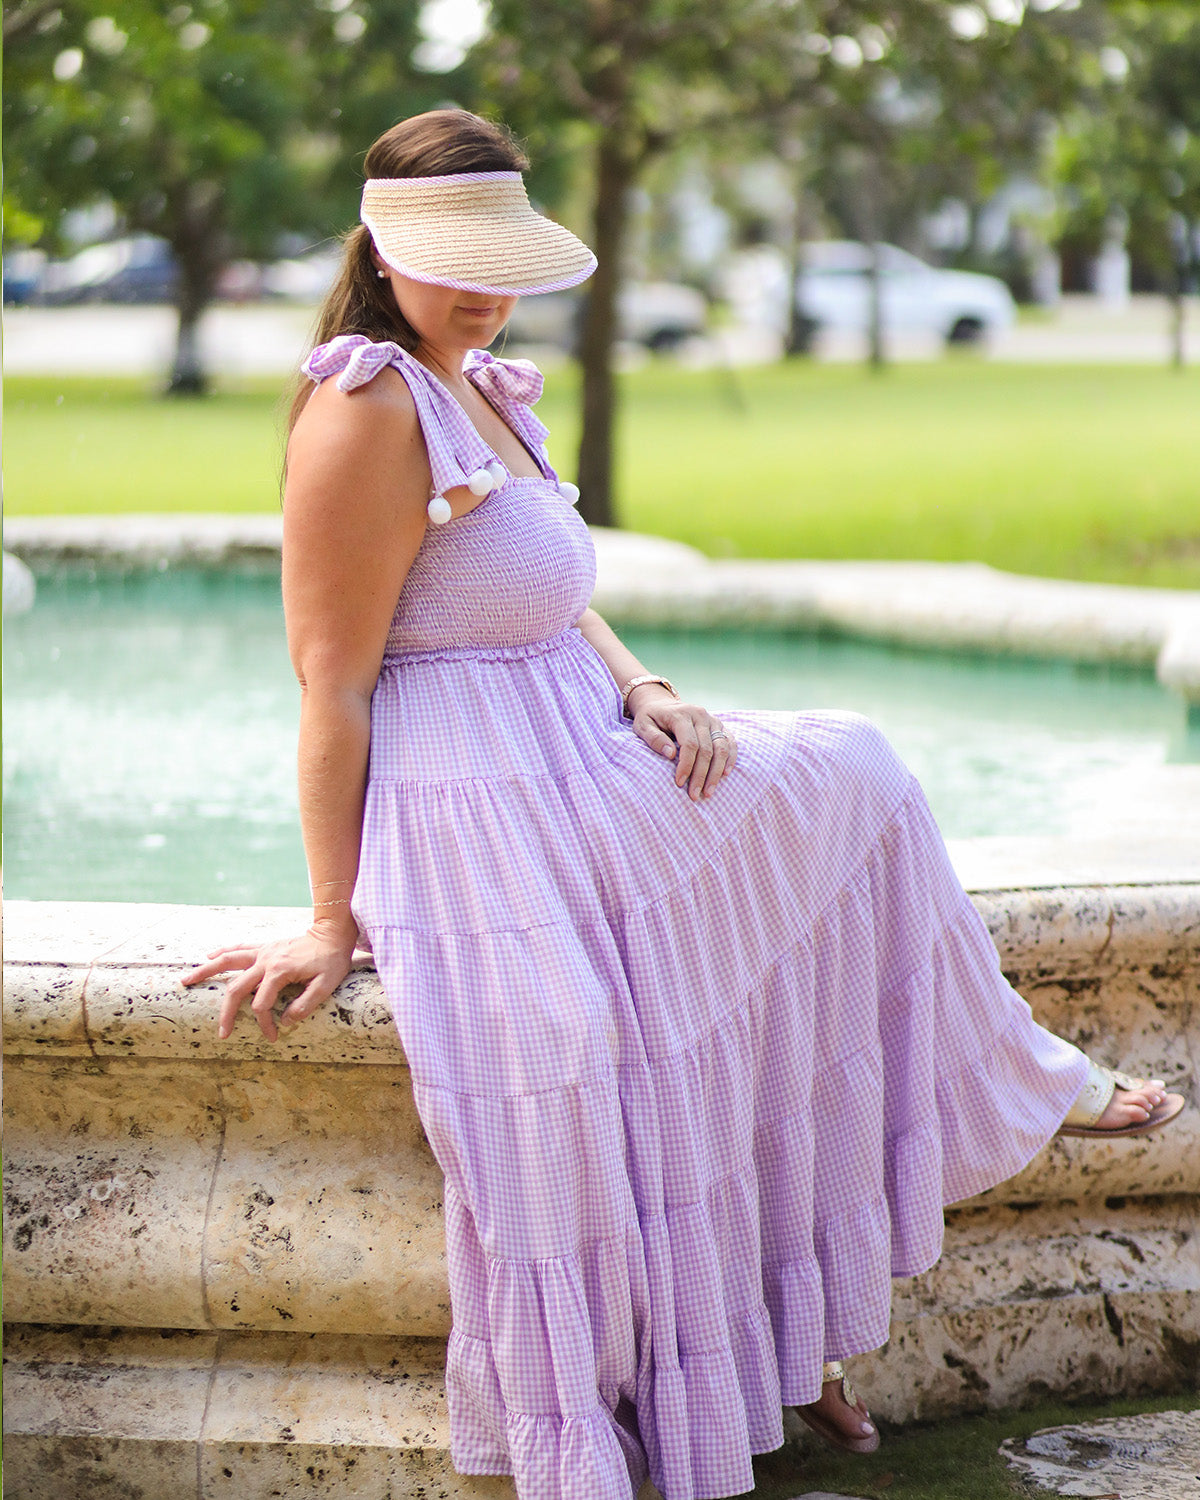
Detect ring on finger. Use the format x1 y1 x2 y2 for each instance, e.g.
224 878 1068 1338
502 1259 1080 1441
710 729 728 742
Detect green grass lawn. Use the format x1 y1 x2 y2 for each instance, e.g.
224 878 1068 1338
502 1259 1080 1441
6 361 1199 588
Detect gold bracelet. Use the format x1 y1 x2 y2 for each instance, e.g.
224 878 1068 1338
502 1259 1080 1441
313 898 352 908
619 674 678 718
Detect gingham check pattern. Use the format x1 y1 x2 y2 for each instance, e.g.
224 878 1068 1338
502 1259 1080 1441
305 338 1090 1500
303 335 553 504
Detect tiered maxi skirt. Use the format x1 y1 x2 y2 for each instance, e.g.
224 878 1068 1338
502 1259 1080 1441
355 625 1087 1500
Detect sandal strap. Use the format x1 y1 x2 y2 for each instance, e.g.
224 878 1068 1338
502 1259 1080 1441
1063 1059 1138 1130
821 1359 858 1408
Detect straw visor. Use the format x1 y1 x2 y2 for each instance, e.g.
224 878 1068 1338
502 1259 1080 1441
361 170 597 297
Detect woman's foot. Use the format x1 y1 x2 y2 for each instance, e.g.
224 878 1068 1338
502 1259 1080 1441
794 1361 880 1455
1059 1061 1185 1138
1098 1078 1168 1130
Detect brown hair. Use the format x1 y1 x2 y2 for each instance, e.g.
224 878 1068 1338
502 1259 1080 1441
285 110 529 441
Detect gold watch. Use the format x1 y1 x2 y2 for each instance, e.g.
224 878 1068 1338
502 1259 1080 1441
620 674 678 718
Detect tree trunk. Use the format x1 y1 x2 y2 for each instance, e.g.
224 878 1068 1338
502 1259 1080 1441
576 132 636 529
163 183 226 396
1168 285 1185 371
866 238 885 372
785 183 816 357
167 247 219 396
1167 215 1194 372
860 154 886 373
845 148 886 372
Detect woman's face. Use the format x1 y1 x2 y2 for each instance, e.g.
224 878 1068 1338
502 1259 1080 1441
378 262 517 353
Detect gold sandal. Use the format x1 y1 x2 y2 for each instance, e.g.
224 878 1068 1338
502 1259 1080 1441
1058 1060 1185 1139
794 1360 881 1455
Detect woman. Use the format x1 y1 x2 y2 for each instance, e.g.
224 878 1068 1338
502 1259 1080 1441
184 109 1181 1500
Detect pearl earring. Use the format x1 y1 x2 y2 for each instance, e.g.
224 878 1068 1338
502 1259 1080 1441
376 269 387 279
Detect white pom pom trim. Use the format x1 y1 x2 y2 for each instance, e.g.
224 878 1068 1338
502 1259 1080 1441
558 480 581 505
427 495 453 524
467 468 496 497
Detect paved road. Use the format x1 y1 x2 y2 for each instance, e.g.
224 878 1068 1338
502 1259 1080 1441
5 293 1198 377
4 302 317 378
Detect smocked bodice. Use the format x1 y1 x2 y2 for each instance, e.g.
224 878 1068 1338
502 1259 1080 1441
302 335 596 656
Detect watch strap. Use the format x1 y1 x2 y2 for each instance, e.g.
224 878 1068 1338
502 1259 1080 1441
620 674 678 717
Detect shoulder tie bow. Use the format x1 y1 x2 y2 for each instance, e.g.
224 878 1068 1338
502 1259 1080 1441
302 334 405 392
300 334 556 494
464 349 544 407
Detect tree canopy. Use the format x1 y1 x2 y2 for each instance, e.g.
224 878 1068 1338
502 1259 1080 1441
1055 1 1200 362
3 0 445 389
6 0 1198 503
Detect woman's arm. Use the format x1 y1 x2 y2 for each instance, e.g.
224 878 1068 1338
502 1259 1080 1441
182 370 431 1039
576 606 737 801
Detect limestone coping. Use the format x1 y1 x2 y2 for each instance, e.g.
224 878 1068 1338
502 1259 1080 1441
7 516 1200 698
5 887 1197 1066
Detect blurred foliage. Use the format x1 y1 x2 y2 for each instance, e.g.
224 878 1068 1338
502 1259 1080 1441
1054 1 1200 292
5 0 319 258
1 0 455 385
469 0 826 523
797 1 1103 248
5 1 1199 407
6 1 1198 285
1 0 458 255
467 0 1122 510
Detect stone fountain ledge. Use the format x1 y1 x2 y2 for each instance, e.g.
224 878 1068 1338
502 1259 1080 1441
7 515 1200 705
5 886 1198 1076
1002 1409 1200 1499
3 886 1198 1499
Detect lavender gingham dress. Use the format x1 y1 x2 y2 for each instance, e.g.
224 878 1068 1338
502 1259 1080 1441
303 335 1088 1500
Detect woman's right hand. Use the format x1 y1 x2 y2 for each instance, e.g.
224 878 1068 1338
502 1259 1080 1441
181 920 356 1042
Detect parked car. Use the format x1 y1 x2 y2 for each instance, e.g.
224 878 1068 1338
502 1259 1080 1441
504 280 707 353
620 282 708 350
39 235 177 304
259 247 343 302
795 240 1015 348
3 248 48 305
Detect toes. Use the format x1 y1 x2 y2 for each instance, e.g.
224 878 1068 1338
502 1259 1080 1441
822 1383 875 1439
1113 1082 1168 1118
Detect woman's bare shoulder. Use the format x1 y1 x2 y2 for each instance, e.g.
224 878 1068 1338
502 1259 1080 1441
287 366 431 504
286 363 432 527
293 363 418 447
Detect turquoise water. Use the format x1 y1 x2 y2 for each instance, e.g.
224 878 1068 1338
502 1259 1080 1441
4 570 1190 905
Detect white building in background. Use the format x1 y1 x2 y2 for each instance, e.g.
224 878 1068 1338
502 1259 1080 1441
1093 210 1132 309
666 163 732 276
922 176 1063 308
719 243 791 338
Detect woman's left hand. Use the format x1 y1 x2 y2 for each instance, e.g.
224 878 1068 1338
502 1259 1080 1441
628 687 737 800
